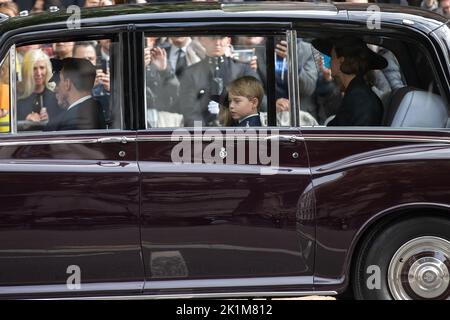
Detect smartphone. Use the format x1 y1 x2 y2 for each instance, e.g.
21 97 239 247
322 53 331 69
101 59 108 73
231 49 255 63
32 95 42 114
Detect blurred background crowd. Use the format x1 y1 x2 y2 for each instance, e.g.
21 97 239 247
0 0 448 19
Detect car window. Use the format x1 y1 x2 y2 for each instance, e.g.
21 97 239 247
298 34 449 129
143 34 292 129
9 38 122 134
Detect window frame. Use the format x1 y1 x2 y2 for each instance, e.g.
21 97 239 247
0 26 130 138
0 49 11 134
293 24 450 131
137 26 295 131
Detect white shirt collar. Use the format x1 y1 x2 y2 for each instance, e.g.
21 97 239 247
101 48 110 62
67 95 92 111
238 113 259 124
169 41 191 70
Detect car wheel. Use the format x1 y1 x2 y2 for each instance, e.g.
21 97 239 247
353 216 450 300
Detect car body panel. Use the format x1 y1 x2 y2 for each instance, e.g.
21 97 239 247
0 3 447 298
137 128 316 294
301 128 450 291
0 131 143 296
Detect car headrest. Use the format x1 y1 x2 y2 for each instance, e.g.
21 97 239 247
384 87 449 128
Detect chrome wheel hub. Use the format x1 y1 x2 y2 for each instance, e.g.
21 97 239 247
388 236 450 300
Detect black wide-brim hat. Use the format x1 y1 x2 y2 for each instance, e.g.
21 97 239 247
312 36 388 71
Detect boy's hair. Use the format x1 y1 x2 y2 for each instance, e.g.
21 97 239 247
227 76 264 110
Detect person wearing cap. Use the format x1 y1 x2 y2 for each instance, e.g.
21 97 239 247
312 36 388 127
175 36 260 127
45 57 106 131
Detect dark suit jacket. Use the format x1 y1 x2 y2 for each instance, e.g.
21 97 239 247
44 97 106 131
17 88 63 121
176 56 259 127
328 75 383 127
236 114 262 127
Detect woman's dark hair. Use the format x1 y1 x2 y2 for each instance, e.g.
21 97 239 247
334 44 370 76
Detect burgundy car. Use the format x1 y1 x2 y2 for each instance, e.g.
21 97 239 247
0 2 448 300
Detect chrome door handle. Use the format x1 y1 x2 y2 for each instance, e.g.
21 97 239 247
97 136 129 144
264 135 303 143
98 161 122 167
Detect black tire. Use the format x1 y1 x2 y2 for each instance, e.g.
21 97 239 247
352 216 450 300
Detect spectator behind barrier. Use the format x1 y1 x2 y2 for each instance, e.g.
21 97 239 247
17 49 63 124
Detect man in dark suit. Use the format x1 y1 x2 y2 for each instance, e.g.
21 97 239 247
176 36 260 127
45 58 105 131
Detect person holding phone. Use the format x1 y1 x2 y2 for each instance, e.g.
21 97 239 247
72 41 110 97
273 38 318 123
17 48 62 123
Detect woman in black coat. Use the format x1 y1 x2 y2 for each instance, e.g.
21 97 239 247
17 48 63 123
313 36 388 127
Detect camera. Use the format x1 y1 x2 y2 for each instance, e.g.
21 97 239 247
231 48 255 63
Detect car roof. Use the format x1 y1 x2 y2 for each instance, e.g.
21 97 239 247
0 2 447 36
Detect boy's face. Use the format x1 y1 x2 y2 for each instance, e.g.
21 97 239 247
228 93 258 120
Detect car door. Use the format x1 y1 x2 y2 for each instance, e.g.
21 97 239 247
134 27 316 295
0 35 143 297
295 25 450 291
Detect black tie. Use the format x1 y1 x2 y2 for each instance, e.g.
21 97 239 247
175 49 187 77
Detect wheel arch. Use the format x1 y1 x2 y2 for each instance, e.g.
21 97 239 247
341 203 450 294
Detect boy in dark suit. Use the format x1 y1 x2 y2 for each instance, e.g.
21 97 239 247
226 76 264 127
176 36 260 127
45 58 105 131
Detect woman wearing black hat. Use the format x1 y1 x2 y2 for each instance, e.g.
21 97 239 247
313 36 388 127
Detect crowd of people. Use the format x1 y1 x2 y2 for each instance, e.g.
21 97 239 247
140 34 402 128
0 38 112 131
0 0 447 131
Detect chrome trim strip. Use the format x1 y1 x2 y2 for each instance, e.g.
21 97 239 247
303 135 450 144
137 135 305 142
0 136 137 147
139 162 311 175
0 138 99 147
0 282 143 296
9 45 16 135
40 291 338 300
147 276 312 290
287 30 299 127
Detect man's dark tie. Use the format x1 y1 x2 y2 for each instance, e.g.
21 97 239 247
175 49 187 77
